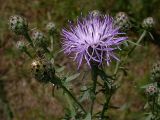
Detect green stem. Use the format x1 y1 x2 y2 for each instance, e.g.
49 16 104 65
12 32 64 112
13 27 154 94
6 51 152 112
23 32 34 48
60 84 86 114
24 48 32 58
90 65 98 116
50 76 86 114
42 45 50 53
50 35 54 52
127 30 147 56
101 93 112 119
114 61 120 75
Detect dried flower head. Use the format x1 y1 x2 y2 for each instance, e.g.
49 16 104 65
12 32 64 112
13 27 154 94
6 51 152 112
31 59 55 83
114 12 131 31
151 62 160 83
46 22 56 34
9 15 28 35
145 84 158 96
61 14 127 68
142 17 155 30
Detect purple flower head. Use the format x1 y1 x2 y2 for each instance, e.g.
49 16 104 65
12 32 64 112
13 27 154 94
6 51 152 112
61 13 127 68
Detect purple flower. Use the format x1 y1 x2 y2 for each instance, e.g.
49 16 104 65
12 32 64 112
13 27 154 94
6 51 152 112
61 14 127 68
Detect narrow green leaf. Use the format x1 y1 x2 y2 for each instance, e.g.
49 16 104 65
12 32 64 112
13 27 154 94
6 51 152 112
127 40 141 46
66 73 80 82
56 66 65 72
84 113 91 120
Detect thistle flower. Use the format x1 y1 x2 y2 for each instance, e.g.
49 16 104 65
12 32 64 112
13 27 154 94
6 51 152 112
142 17 155 30
150 62 160 83
46 22 56 34
114 12 131 31
61 14 127 68
145 84 158 96
9 15 28 35
31 59 55 83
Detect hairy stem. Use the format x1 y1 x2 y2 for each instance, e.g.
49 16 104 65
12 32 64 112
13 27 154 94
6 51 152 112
24 48 32 58
23 31 34 48
101 94 112 119
50 35 54 52
50 76 86 114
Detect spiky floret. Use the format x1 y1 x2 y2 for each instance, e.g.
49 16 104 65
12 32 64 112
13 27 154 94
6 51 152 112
61 14 127 68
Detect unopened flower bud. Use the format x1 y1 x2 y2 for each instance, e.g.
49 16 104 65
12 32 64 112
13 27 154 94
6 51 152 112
145 84 158 96
114 12 131 31
32 31 45 41
16 41 26 51
32 31 49 50
90 10 101 17
151 62 160 83
31 59 55 83
9 15 28 35
142 17 155 30
46 22 56 34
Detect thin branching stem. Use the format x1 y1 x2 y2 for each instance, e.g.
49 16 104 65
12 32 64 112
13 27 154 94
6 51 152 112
50 76 87 114
23 31 34 48
114 30 147 75
24 49 33 58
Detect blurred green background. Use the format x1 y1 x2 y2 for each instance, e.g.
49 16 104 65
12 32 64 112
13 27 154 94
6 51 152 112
0 0 160 120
